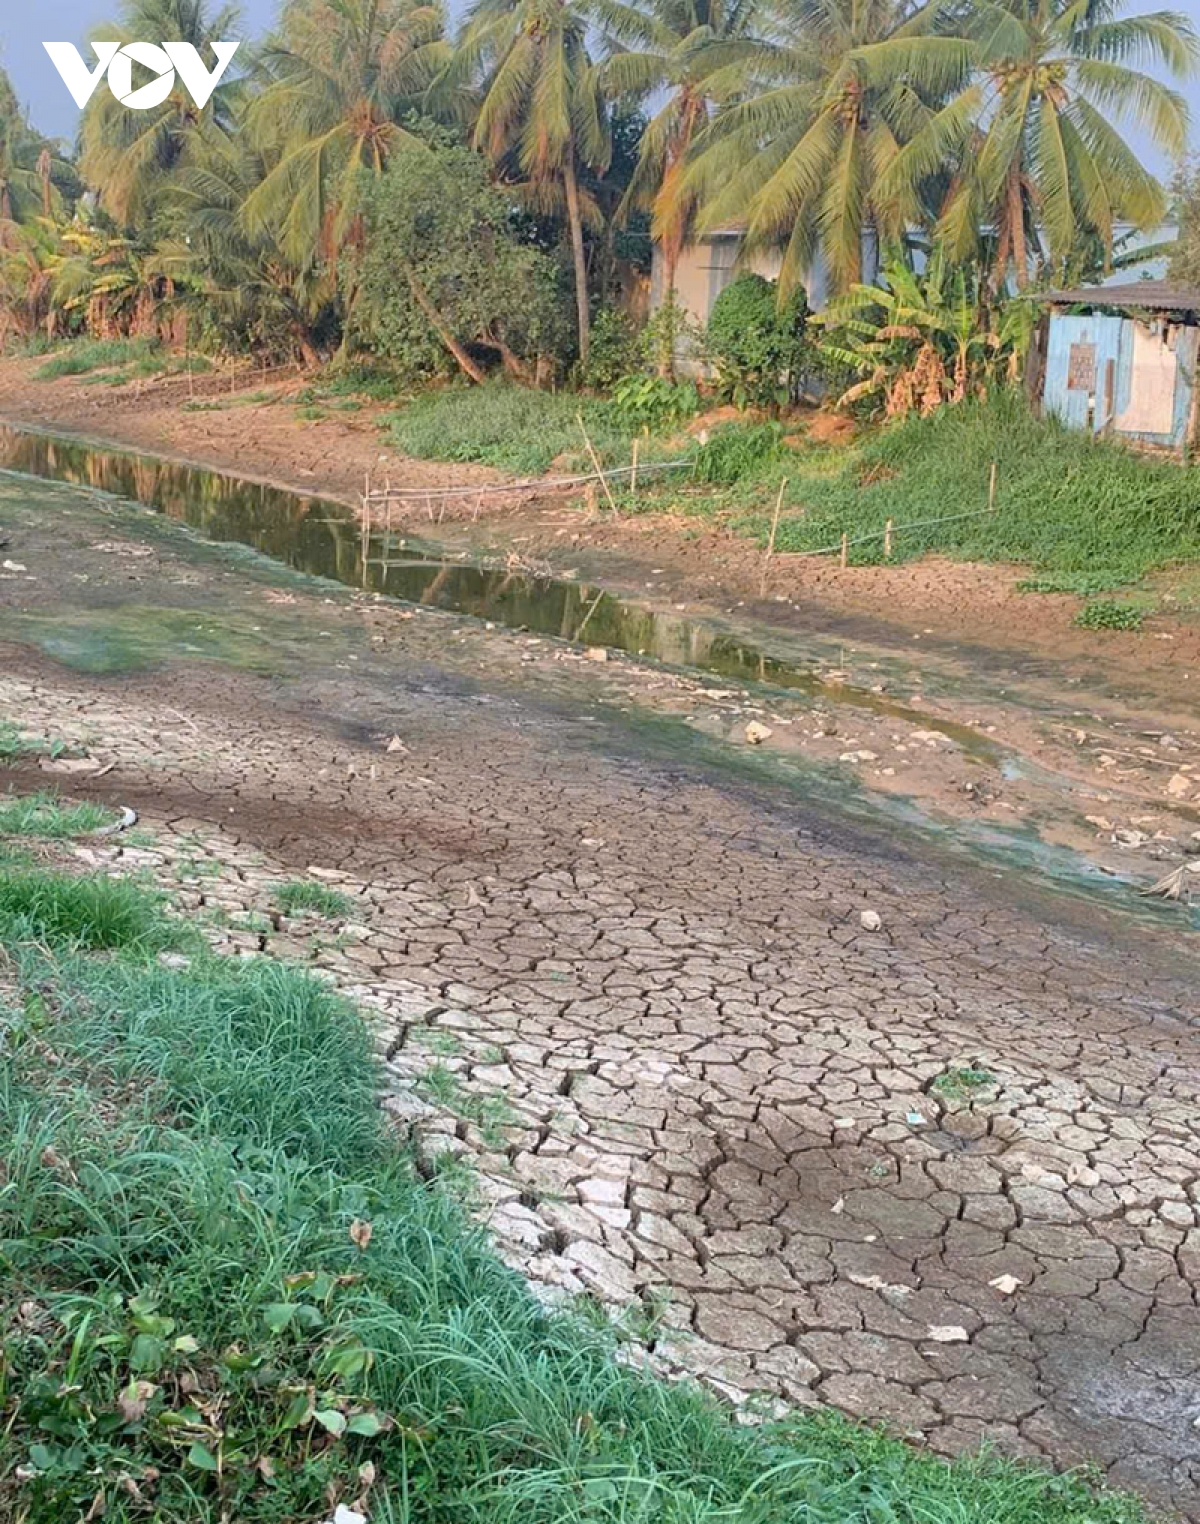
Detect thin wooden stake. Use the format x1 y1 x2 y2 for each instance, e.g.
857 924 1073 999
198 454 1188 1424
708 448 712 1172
884 517 893 559
229 356 235 396
630 438 639 506
840 532 849 569
472 490 484 523
760 476 788 596
578 411 619 518
575 588 605 641
988 460 998 512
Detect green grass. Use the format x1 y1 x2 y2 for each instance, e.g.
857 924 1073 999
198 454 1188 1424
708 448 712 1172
273 878 355 919
1016 572 1137 596
723 392 1200 578
36 338 163 381
931 1066 996 1099
692 423 784 485
388 383 655 476
320 362 410 402
0 869 186 953
77 353 214 388
0 724 70 764
0 792 117 839
0 861 1153 1524
1073 599 1146 631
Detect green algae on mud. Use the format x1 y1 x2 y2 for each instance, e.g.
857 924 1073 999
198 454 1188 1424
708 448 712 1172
603 702 1200 946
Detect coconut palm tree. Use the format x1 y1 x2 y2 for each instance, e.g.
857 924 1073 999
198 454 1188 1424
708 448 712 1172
0 68 74 230
159 123 334 360
592 0 779 331
79 0 243 226
452 0 611 366
682 0 975 297
880 0 1197 287
239 0 448 265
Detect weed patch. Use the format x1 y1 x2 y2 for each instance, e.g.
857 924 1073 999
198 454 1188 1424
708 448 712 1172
693 423 784 485
1073 600 1146 631
0 792 117 840
1016 572 1136 596
389 383 651 475
36 339 162 381
733 393 1200 576
0 725 70 764
274 879 354 919
0 870 184 953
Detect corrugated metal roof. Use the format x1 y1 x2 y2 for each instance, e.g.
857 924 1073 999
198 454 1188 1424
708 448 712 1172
1045 281 1200 312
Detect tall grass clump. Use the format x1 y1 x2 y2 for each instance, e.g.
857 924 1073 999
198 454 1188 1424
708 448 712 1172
0 860 1154 1524
756 393 1200 576
0 791 117 839
36 337 162 380
273 877 355 918
693 422 784 485
0 869 184 952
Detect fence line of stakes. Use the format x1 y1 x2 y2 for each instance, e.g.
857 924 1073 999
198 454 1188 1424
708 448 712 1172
357 456 1003 589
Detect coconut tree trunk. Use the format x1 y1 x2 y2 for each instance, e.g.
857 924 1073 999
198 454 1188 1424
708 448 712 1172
563 152 590 370
1008 164 1028 291
38 149 52 218
659 243 680 379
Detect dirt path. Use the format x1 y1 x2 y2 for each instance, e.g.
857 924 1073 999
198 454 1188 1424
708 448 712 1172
2 470 1199 1520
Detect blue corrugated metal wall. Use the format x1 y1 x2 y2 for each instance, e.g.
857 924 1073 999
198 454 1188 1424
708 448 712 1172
1043 312 1198 450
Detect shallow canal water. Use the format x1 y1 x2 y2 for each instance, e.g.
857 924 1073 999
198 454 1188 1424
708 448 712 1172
0 421 988 746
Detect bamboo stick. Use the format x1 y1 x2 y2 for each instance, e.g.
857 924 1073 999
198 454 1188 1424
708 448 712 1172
760 477 788 596
578 412 619 517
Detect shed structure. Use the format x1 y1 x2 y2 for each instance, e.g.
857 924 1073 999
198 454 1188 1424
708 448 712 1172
1033 283 1200 455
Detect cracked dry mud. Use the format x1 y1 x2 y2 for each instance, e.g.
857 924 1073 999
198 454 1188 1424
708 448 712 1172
4 652 1200 1522
2 481 1200 1520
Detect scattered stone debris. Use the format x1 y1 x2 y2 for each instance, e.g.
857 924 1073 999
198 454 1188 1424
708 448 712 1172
744 720 772 744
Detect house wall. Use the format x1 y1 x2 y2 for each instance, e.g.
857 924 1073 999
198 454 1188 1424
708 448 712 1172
1042 312 1198 452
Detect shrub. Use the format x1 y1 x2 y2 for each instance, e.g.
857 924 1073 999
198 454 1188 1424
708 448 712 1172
706 275 808 410
638 289 703 377
579 308 637 391
355 145 572 385
611 373 699 432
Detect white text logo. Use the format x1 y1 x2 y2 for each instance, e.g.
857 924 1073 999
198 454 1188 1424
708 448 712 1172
43 41 240 110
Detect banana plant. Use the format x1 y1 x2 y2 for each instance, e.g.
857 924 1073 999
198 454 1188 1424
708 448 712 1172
816 250 1032 416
